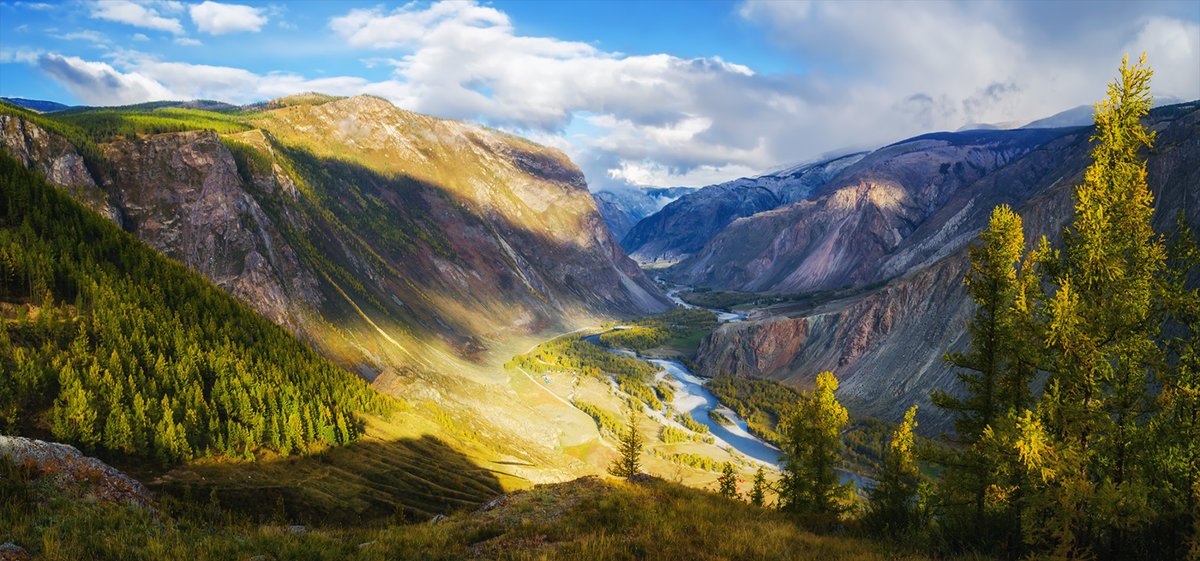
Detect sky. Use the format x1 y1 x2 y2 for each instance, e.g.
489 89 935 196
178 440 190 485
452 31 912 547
1 1 1198 192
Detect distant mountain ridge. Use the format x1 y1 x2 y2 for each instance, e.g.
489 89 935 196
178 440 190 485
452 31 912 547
620 152 866 265
1 97 72 113
593 186 694 240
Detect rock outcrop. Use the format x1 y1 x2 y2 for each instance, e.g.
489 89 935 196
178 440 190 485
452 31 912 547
102 129 321 335
0 436 153 507
0 114 119 224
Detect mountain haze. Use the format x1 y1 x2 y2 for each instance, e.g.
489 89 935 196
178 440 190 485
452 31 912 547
593 186 693 240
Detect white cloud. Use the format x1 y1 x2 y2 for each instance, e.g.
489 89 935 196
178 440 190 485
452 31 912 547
0 47 42 64
36 53 175 105
608 160 759 189
325 1 791 188
22 0 1199 192
737 1 1200 146
1123 17 1200 103
131 33 150 41
189 1 268 35
173 37 202 46
91 0 184 34
53 30 109 43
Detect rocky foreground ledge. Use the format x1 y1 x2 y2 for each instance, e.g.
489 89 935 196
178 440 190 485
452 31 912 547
0 435 153 507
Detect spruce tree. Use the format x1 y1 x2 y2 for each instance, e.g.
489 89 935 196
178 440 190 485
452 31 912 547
608 408 643 479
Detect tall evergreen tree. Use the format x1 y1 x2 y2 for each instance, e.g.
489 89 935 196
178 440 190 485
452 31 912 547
932 204 1036 550
1147 216 1200 558
608 408 644 479
1031 53 1163 559
749 467 767 507
865 405 923 537
778 371 852 518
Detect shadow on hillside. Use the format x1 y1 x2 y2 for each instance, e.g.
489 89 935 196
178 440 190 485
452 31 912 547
150 435 504 527
232 137 662 365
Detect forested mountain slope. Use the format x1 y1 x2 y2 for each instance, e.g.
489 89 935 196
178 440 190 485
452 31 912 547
0 152 390 465
0 95 669 485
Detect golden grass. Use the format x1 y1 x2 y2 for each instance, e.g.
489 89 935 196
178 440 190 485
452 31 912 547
3 462 939 561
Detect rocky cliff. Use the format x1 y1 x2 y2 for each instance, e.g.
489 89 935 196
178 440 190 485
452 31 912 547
693 102 1200 432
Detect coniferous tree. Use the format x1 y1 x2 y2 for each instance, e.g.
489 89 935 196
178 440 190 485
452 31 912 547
865 405 922 537
932 204 1036 550
608 408 643 479
718 461 739 500
1031 53 1163 559
749 467 767 507
1149 217 1200 558
778 371 852 518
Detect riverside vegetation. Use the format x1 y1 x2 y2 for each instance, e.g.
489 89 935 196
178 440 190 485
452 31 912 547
0 56 1195 561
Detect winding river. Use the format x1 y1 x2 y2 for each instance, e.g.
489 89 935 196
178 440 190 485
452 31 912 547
592 287 783 466
607 284 871 487
652 358 783 466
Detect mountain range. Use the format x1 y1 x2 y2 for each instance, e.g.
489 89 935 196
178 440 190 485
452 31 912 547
610 101 1200 432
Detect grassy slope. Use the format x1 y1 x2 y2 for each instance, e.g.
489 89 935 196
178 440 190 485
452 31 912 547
2 461 932 561
0 104 574 524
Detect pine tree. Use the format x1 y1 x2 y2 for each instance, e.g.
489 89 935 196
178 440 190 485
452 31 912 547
718 461 739 499
608 408 643 479
749 467 767 507
778 371 852 517
102 403 134 454
865 405 922 537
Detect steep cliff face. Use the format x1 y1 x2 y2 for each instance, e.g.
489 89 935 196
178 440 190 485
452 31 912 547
694 103 1200 432
99 130 322 335
0 114 118 224
620 153 865 265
